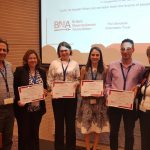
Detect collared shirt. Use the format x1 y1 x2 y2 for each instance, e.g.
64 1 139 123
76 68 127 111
0 61 14 105
106 60 144 91
47 58 80 90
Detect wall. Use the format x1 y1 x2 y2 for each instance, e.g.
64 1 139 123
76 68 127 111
0 0 40 69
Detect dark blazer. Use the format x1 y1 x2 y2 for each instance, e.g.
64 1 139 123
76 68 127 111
13 65 47 116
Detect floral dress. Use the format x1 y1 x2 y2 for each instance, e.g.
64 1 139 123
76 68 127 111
77 67 109 134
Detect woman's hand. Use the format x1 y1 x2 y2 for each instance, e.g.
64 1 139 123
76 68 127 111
132 85 139 97
18 101 26 107
44 89 48 97
73 81 79 90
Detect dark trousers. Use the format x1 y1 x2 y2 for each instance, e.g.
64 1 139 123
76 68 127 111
16 110 42 150
0 105 14 150
52 98 77 150
139 111 150 150
108 107 137 150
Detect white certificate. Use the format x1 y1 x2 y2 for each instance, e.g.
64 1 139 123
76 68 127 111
52 81 75 98
107 90 135 110
81 80 103 97
18 84 44 103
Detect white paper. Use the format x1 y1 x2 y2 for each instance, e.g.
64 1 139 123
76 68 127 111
81 80 103 97
18 84 44 103
107 90 134 110
52 81 75 98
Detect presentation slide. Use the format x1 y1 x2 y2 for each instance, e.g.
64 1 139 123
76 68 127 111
40 0 150 65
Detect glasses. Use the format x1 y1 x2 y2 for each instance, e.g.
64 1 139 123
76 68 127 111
0 48 7 52
120 47 132 51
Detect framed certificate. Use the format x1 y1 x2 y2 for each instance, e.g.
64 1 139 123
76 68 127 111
18 84 44 103
52 81 75 98
81 80 103 97
107 89 135 110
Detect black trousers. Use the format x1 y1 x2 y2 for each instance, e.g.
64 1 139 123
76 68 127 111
108 107 137 150
0 105 14 150
52 98 77 150
16 110 42 150
139 110 150 150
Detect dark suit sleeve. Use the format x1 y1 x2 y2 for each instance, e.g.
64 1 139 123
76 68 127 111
39 68 47 89
14 67 21 103
39 68 47 115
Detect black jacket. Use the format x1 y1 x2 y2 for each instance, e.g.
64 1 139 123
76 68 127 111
13 65 47 116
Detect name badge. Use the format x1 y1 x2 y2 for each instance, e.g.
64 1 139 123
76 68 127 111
4 98 14 105
90 99 96 104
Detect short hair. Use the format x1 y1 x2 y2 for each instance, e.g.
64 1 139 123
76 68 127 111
23 49 41 68
86 46 104 73
57 41 72 57
121 38 134 49
146 46 150 57
0 38 9 52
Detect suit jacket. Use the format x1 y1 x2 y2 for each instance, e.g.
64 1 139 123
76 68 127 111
13 65 47 116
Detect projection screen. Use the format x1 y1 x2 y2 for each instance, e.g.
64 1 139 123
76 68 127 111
40 0 150 66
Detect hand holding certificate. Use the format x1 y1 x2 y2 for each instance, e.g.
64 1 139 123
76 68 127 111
81 80 103 97
18 84 44 103
107 89 135 110
52 81 75 98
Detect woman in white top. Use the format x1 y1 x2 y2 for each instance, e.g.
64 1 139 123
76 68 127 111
138 46 150 150
47 41 80 150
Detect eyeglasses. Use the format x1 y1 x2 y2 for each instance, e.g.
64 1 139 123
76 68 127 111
0 48 7 52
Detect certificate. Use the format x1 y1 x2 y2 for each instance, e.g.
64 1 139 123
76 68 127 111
107 89 135 110
81 80 103 97
52 81 75 98
18 84 44 103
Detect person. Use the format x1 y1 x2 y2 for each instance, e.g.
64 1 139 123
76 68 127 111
77 47 109 150
47 41 80 150
138 46 150 150
13 49 47 150
0 38 14 150
106 38 144 150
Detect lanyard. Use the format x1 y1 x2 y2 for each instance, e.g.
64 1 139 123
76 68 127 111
61 59 70 81
120 63 133 90
0 65 10 96
30 71 38 84
31 76 37 84
91 67 98 80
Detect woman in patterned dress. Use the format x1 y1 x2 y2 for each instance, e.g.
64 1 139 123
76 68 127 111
77 47 109 150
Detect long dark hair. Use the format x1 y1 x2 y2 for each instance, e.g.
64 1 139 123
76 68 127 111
86 47 104 73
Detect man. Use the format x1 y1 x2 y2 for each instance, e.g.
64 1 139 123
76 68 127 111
106 39 144 150
0 38 14 150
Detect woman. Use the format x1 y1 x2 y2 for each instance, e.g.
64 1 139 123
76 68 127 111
47 41 80 150
14 49 47 150
138 46 150 150
77 47 109 150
